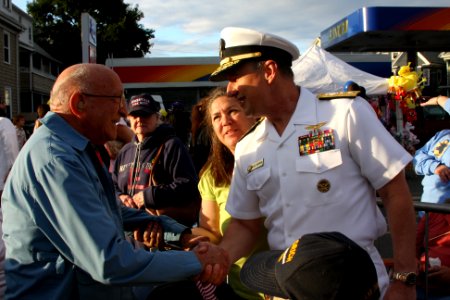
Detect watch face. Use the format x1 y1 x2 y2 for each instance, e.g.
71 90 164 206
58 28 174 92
405 273 417 285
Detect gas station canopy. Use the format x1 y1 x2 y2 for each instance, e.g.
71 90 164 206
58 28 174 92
320 7 450 52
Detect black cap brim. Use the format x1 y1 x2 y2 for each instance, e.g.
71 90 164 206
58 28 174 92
241 232 380 300
240 250 287 298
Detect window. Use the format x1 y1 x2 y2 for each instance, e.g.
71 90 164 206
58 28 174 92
3 0 11 10
4 32 10 64
4 87 11 105
28 26 32 42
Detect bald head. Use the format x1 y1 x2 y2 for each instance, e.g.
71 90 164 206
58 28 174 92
50 63 122 113
47 63 126 145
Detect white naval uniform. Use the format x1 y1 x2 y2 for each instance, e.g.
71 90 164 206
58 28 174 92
226 87 412 296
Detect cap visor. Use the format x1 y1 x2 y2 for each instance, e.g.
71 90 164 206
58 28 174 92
209 66 229 82
209 59 244 82
240 250 287 298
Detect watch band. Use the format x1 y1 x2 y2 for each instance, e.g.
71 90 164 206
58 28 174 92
391 271 417 285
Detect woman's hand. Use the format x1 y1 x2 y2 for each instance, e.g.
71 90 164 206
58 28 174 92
119 194 139 209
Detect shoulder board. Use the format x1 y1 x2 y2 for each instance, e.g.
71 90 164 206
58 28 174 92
317 91 360 100
239 117 265 142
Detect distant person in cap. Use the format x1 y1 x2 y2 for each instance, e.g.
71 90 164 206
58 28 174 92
207 27 417 299
112 93 201 227
344 80 368 100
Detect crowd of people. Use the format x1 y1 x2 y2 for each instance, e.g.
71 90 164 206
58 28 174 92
0 26 449 300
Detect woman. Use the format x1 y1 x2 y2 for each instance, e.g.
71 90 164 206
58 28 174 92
192 87 266 300
112 93 200 227
12 114 27 149
190 97 211 175
33 103 50 133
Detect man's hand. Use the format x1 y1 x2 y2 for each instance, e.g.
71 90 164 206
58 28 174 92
119 194 139 209
435 164 450 183
192 242 230 285
133 220 163 249
420 95 448 108
180 233 210 250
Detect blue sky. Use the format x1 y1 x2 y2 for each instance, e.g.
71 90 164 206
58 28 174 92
13 0 450 57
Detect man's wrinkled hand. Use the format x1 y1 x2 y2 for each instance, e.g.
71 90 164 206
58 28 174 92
192 242 230 285
134 220 163 249
181 233 210 250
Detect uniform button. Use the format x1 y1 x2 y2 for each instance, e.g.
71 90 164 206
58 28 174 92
282 172 287 177
286 202 290 207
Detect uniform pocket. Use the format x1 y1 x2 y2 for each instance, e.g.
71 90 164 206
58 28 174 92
295 149 343 207
246 167 271 191
295 149 342 173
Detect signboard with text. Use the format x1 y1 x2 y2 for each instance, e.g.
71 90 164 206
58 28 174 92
81 13 97 63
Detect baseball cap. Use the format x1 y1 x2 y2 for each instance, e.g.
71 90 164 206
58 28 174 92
210 27 300 81
128 94 160 116
240 232 380 300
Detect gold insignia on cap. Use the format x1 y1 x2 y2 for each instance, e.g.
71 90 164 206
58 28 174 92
220 52 262 67
317 179 331 193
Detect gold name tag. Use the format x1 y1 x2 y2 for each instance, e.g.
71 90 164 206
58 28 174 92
247 159 264 173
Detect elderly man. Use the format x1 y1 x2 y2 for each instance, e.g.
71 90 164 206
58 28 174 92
1 63 228 299
209 27 417 300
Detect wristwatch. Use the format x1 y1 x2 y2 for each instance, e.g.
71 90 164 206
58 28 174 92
391 271 417 285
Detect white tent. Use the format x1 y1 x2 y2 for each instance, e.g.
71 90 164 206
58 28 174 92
293 44 389 96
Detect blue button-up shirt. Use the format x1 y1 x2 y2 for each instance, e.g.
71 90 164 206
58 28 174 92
1 112 201 299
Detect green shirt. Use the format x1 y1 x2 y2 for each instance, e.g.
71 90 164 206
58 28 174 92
199 167 266 300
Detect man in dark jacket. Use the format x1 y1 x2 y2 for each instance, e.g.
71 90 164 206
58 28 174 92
112 94 200 227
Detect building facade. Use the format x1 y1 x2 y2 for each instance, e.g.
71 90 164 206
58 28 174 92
0 1 61 121
0 0 21 118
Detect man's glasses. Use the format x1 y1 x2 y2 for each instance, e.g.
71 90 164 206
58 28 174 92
81 92 125 109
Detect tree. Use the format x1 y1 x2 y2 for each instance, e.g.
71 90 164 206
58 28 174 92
27 0 154 67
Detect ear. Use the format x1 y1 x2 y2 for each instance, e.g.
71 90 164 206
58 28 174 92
68 92 85 117
264 60 277 84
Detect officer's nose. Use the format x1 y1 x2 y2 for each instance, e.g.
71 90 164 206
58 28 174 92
227 82 238 97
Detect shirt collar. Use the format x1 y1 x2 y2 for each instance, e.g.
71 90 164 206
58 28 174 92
292 87 319 126
41 111 89 151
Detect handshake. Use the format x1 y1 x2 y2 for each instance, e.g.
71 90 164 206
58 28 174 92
192 241 230 285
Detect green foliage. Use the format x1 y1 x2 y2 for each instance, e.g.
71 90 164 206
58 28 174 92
27 0 155 67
